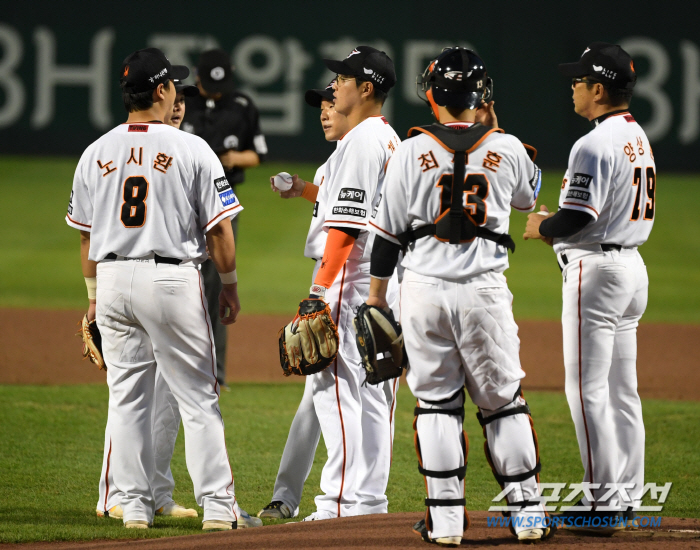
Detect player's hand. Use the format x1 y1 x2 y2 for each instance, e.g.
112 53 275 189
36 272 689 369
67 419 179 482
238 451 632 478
219 284 241 325
219 150 236 171
270 174 305 199
476 100 498 128
87 300 96 322
524 205 554 243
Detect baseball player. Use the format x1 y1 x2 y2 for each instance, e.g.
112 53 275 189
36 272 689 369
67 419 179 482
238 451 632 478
524 42 651 533
260 79 399 520
95 81 229 522
367 47 550 545
273 46 401 522
66 48 259 530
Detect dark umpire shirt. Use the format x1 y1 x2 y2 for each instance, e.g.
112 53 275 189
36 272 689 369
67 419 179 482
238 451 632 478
182 91 267 185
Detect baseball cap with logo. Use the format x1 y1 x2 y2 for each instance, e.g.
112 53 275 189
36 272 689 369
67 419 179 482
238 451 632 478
173 80 199 97
323 46 396 93
197 49 235 94
559 42 636 89
305 79 337 107
120 48 189 94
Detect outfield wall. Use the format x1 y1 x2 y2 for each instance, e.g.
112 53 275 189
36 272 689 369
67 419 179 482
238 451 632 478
1 1 699 169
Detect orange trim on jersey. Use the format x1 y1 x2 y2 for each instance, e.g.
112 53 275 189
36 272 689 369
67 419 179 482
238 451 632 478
512 200 537 212
301 181 319 203
66 214 92 229
323 219 366 227
368 220 397 239
563 202 599 216
104 438 112 513
198 272 220 397
408 126 504 154
204 204 242 230
314 229 355 289
334 265 348 517
389 377 398 464
577 260 595 498
523 143 538 162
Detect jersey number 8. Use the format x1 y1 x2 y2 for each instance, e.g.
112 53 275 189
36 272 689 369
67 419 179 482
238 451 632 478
120 176 149 228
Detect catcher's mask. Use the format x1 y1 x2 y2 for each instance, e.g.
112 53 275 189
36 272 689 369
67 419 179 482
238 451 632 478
417 47 493 120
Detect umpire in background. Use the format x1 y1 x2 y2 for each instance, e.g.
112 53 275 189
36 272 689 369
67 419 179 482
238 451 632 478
183 48 268 388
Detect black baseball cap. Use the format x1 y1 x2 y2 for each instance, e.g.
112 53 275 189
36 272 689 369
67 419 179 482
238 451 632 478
559 42 636 89
305 79 336 107
323 46 396 93
197 49 235 94
174 80 199 97
120 48 189 94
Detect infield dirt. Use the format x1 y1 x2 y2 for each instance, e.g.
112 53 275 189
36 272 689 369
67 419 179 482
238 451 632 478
3 310 698 401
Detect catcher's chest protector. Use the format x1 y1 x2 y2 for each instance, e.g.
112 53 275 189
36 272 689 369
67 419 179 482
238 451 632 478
398 124 515 253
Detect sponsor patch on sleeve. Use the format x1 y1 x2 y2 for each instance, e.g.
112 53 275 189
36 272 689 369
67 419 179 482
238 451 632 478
337 188 365 203
332 206 366 218
566 189 591 201
214 176 236 206
530 165 542 199
569 172 593 188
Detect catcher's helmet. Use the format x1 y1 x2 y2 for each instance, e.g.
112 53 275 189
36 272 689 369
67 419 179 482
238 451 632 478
418 47 493 119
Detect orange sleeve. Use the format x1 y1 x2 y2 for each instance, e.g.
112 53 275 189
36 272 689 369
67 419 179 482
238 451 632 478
313 228 355 289
301 181 319 203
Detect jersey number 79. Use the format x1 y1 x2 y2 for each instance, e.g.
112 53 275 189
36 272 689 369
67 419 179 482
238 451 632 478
120 176 149 228
630 167 655 221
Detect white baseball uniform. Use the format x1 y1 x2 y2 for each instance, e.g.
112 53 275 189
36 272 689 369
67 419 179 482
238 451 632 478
555 110 654 510
371 121 547 539
305 115 401 518
66 121 244 524
97 370 181 515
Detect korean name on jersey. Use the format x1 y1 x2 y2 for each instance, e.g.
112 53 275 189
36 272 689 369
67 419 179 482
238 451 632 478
555 112 655 253
305 116 400 262
370 129 540 280
66 123 242 263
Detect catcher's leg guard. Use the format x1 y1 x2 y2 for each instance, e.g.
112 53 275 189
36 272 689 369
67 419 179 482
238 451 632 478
477 388 550 538
414 388 470 541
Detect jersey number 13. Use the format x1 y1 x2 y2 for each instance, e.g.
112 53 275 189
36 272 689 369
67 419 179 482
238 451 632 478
436 172 490 225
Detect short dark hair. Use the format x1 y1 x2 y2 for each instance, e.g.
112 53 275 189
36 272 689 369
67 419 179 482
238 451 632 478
355 78 388 105
122 79 171 113
586 79 633 108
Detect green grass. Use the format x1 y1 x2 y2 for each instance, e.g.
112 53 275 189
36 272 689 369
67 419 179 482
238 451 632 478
0 384 697 542
1 155 699 322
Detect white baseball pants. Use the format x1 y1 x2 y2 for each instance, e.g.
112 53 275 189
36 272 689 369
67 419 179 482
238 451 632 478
561 247 648 509
97 369 181 514
96 259 239 524
310 259 399 517
402 269 545 538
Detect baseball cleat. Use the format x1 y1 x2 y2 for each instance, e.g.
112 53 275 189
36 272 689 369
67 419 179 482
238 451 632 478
202 520 234 531
156 502 198 518
96 505 123 519
556 502 625 536
414 519 463 547
302 510 335 522
623 508 640 530
237 510 263 528
124 520 149 529
258 500 293 519
517 528 545 542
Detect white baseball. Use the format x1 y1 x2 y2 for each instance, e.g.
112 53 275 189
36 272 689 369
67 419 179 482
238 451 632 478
537 210 550 216
273 172 294 191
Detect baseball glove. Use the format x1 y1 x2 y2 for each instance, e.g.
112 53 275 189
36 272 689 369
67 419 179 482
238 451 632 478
279 299 339 376
353 304 407 385
77 314 105 370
